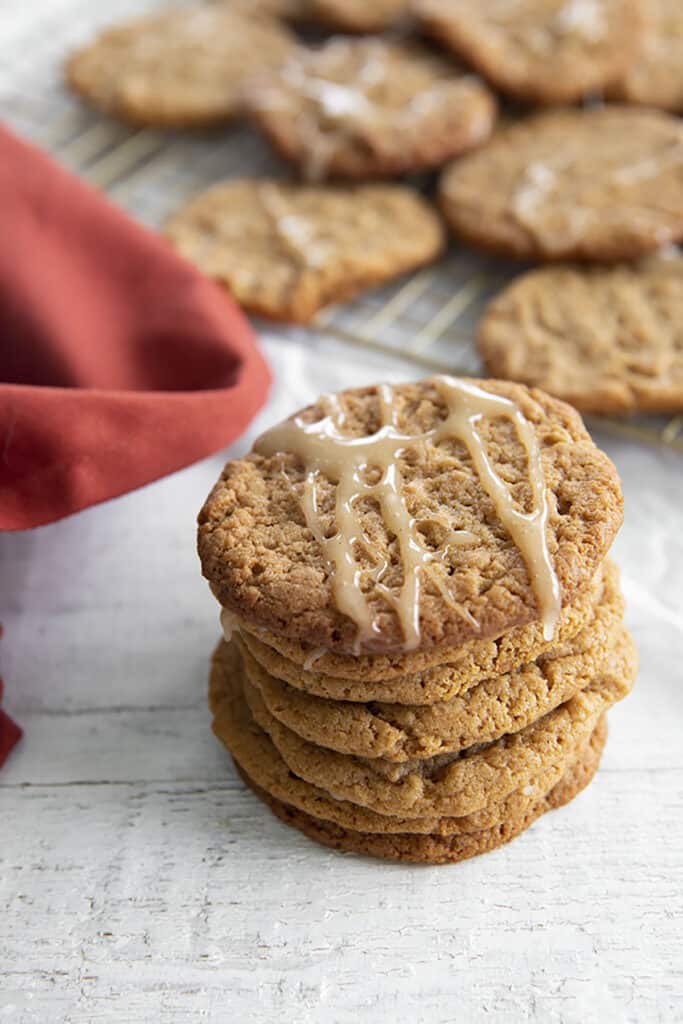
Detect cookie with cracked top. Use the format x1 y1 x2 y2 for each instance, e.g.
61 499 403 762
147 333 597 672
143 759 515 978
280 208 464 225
479 255 683 415
198 378 623 656
415 0 645 104
65 3 296 127
439 108 683 263
610 0 683 112
245 37 497 180
165 179 444 323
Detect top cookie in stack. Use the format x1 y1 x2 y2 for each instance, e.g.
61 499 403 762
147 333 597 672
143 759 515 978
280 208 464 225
203 377 637 863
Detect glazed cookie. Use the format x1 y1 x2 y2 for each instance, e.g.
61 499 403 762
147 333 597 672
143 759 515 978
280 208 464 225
439 108 683 262
611 0 683 112
65 4 296 127
415 0 644 104
199 378 623 656
241 628 636 818
210 640 607 836
165 179 444 323
479 255 683 415
238 560 624 759
237 717 607 863
245 38 496 180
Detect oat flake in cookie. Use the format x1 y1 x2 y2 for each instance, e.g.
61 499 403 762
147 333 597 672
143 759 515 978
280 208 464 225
245 38 497 181
415 0 644 104
65 4 296 127
439 108 683 263
165 180 444 323
479 255 683 415
198 377 623 656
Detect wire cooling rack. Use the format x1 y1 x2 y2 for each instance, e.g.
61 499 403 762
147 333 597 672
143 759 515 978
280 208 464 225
3 0 682 454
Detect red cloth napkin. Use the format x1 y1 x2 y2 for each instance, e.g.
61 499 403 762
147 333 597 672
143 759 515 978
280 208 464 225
0 125 272 765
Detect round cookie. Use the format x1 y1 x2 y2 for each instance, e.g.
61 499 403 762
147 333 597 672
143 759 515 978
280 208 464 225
237 717 608 863
238 560 624 759
245 38 497 181
242 627 636 818
479 255 683 415
235 564 606 697
210 638 607 836
199 378 623 657
439 108 683 262
65 4 296 127
165 179 445 323
415 0 644 104
610 0 683 112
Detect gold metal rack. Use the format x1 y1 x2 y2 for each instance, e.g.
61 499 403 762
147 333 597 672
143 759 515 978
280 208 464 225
3 0 682 455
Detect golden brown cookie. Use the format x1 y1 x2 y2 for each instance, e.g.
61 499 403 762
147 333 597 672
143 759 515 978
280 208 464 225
165 179 444 323
479 255 683 415
245 38 497 180
415 0 644 104
439 108 683 262
240 627 636 818
238 560 624 759
610 0 683 112
235 565 606 699
235 716 608 863
302 0 408 31
210 638 607 837
199 378 623 657
65 4 296 127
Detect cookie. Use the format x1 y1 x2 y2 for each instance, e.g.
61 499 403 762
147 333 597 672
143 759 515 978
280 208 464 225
240 627 636 817
238 560 623 759
610 0 683 112
301 0 408 32
479 255 683 415
234 564 606 700
65 4 296 127
199 377 623 657
415 0 644 104
210 638 607 836
235 716 608 863
165 179 444 323
245 38 496 180
439 108 683 262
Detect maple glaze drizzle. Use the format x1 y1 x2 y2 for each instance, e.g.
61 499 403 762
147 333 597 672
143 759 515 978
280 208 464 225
254 377 561 653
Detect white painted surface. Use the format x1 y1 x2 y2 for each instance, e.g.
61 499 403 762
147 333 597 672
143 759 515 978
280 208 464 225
1 336 683 1024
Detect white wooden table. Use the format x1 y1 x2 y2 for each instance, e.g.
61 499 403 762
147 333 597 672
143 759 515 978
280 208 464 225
1 2 683 1020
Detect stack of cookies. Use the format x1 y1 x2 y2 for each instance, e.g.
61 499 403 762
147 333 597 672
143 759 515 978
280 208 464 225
201 376 637 864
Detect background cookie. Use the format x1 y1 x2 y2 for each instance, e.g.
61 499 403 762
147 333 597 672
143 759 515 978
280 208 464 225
439 108 683 262
610 0 683 111
199 378 623 656
165 179 444 323
237 717 608 863
65 4 296 127
303 0 408 32
415 0 644 104
245 38 496 180
238 560 623 759
479 255 683 415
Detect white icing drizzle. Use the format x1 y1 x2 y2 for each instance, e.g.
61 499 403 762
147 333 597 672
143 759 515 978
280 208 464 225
556 0 607 41
255 378 561 653
220 607 240 643
257 183 332 268
303 647 327 671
